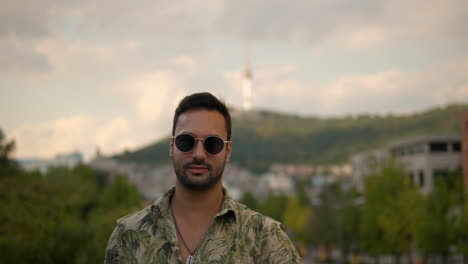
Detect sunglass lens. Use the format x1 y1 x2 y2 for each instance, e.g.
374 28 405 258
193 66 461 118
204 136 225 155
175 134 195 152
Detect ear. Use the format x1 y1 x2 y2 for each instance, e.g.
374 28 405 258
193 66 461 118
169 139 174 158
225 141 232 163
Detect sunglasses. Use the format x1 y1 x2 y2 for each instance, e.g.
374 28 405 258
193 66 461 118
173 133 231 155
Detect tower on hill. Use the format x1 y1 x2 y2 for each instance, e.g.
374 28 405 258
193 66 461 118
242 47 253 111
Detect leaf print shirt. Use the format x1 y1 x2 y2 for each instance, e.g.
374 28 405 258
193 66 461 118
104 187 303 264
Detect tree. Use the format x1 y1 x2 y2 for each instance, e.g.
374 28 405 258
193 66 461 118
460 190 468 264
339 187 363 260
416 171 464 264
360 162 423 263
0 163 142 264
99 174 141 209
256 193 289 223
307 182 343 262
240 191 259 211
282 196 311 243
0 128 20 179
0 129 15 162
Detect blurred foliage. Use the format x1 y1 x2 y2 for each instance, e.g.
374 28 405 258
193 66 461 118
239 191 258 211
115 104 466 173
360 162 423 258
416 169 465 260
256 193 289 223
0 129 21 179
460 189 468 255
0 131 142 264
239 163 467 263
282 196 311 243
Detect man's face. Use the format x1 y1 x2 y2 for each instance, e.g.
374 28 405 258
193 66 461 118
170 109 232 191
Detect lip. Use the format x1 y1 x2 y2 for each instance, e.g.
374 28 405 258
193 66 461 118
188 165 208 174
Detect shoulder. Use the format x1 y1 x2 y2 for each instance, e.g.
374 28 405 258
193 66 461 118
115 189 172 230
231 200 285 232
115 204 153 229
229 200 303 263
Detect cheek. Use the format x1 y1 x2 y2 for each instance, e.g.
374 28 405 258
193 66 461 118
173 152 192 165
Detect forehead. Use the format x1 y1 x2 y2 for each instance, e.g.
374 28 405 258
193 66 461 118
175 109 227 137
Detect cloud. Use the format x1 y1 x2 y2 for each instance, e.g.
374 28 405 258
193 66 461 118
0 36 51 73
3 0 467 74
0 1 52 38
0 0 215 74
170 55 204 75
9 114 152 160
95 116 130 150
10 114 97 159
1 0 212 40
112 70 187 126
216 0 468 50
33 37 141 75
0 0 79 73
6 51 214 159
74 0 212 41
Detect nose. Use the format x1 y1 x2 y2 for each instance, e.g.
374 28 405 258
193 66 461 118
192 139 206 160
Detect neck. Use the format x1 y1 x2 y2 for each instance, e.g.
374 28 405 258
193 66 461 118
172 182 224 216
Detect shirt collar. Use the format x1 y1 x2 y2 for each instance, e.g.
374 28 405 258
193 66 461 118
153 186 238 221
217 188 238 221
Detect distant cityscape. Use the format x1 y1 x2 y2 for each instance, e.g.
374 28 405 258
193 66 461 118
16 127 465 204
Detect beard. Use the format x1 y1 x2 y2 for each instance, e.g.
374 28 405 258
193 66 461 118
173 158 225 191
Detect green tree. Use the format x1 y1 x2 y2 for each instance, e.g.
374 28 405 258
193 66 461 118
460 190 468 264
307 182 342 262
416 172 464 264
0 163 142 264
240 191 259 211
256 193 289 222
0 128 20 179
360 162 423 263
0 129 15 162
99 174 141 209
282 196 311 243
339 186 362 260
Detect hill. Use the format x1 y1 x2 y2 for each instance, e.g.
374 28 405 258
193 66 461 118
114 104 466 173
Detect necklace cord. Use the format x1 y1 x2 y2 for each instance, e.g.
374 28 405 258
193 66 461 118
170 194 225 257
171 205 196 256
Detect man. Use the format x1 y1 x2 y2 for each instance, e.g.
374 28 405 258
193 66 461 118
104 92 302 264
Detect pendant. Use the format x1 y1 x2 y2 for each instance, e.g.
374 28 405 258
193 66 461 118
186 255 194 264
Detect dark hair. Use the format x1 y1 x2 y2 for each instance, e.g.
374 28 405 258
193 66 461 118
172 92 232 140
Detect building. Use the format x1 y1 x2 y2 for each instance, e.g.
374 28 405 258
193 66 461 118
351 134 462 193
53 152 83 168
19 151 84 174
258 171 295 197
351 148 390 191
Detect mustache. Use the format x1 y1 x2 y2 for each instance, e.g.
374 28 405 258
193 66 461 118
183 160 212 170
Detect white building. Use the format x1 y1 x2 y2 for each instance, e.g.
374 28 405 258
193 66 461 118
258 172 295 197
351 134 461 193
19 151 84 174
351 148 391 191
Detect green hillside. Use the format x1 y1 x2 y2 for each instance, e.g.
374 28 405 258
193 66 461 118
114 104 466 172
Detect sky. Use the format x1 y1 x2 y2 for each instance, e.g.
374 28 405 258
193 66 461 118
1 0 468 160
